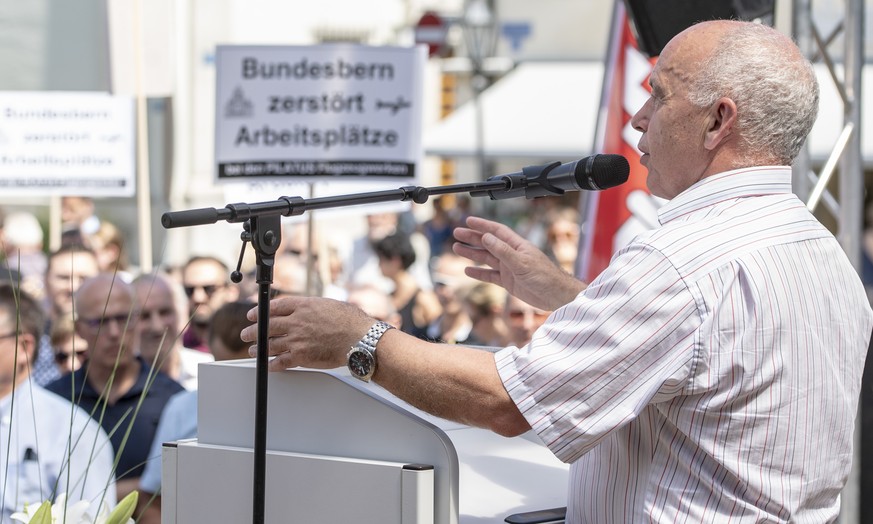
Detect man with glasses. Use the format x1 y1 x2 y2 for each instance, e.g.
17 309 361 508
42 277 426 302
180 256 238 353
45 274 184 502
0 283 115 521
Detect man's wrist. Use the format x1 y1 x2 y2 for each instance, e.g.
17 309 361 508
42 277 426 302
347 321 394 382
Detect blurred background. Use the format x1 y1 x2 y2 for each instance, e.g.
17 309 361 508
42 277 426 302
1 0 870 271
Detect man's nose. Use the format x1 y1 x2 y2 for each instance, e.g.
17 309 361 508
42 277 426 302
104 317 124 336
521 311 536 329
631 98 650 132
143 312 162 330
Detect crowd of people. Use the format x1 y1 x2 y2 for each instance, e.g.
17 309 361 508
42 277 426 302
0 192 576 522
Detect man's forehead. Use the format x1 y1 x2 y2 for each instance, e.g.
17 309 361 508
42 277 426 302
78 283 132 311
183 261 226 281
136 288 175 309
49 252 98 273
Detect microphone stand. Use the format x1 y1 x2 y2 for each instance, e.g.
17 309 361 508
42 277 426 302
161 166 562 524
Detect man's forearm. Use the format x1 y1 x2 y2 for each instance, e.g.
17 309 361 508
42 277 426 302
372 329 531 437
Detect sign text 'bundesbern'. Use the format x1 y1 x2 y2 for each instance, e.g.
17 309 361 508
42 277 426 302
214 45 425 182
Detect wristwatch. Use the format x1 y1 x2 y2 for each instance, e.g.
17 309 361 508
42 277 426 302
347 321 394 382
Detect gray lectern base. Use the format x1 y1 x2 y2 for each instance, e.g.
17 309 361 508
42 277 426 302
162 359 568 523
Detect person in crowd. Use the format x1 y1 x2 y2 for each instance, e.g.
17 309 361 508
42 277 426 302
344 211 433 294
280 222 314 260
281 222 347 301
135 300 255 523
0 211 47 302
542 207 581 275
86 220 130 274
34 245 100 386
45 274 184 500
48 315 87 375
461 282 509 348
180 256 239 352
503 295 551 348
44 245 99 327
425 251 477 343
420 195 457 259
374 232 441 340
320 243 348 301
346 284 402 328
0 284 115 521
132 273 213 390
60 196 100 236
242 21 873 521
271 252 322 299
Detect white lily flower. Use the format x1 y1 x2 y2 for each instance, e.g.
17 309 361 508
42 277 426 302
9 493 134 524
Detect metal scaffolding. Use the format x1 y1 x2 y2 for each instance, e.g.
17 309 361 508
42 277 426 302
789 0 866 521
791 0 864 267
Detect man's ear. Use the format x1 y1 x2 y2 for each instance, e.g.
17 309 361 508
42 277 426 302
20 333 38 367
703 97 738 151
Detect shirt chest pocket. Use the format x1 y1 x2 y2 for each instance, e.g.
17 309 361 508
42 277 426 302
3 459 48 513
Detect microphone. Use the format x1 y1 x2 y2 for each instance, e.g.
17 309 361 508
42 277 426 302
473 154 630 200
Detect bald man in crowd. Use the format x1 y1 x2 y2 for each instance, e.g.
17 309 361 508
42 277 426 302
46 274 184 500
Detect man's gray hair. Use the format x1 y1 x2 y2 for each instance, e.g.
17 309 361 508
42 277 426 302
687 22 819 165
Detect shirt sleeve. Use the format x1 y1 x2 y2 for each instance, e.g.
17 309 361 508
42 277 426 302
139 391 198 494
496 241 701 463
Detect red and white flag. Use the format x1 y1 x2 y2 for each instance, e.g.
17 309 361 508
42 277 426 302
577 1 662 282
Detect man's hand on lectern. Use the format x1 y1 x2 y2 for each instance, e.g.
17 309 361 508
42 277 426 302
240 297 374 372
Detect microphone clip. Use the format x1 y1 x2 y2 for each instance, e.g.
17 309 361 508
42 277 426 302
523 161 565 197
475 160 566 201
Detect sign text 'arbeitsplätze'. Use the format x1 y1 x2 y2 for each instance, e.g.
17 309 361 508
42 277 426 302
214 45 425 182
0 92 135 197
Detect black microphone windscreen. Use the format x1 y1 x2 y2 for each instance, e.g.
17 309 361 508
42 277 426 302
587 154 630 190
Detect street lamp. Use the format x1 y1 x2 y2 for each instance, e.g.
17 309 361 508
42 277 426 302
461 0 498 181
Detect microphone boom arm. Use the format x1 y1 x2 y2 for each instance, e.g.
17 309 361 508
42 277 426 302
162 172 568 229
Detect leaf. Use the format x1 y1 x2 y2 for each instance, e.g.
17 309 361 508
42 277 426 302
29 502 53 524
104 492 138 524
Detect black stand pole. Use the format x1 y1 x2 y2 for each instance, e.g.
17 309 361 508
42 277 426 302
160 168 561 524
249 215 280 524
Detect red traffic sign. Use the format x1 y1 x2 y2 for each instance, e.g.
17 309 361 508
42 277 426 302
414 11 448 57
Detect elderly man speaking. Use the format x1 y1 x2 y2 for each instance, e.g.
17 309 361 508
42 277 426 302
244 20 872 523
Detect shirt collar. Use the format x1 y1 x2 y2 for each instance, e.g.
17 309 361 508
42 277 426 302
75 356 153 400
0 379 35 423
657 166 793 225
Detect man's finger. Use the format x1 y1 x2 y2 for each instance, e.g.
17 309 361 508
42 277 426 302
269 296 305 315
465 216 526 250
268 352 295 371
453 226 484 248
465 266 500 285
454 242 500 270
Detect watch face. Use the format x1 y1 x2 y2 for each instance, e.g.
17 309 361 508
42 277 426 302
348 349 374 378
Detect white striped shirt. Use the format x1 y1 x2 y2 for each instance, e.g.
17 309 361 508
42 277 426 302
496 167 873 523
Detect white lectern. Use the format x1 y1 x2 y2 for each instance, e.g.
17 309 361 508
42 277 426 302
162 359 568 523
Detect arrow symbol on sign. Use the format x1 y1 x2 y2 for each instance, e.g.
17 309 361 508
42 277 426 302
375 97 412 115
